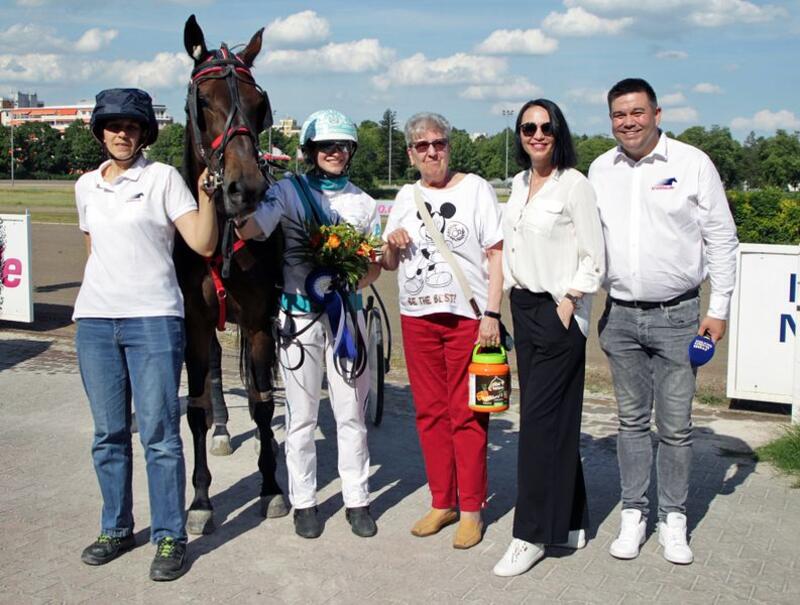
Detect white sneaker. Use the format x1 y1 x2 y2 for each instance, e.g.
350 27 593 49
554 529 586 549
658 513 694 565
493 538 545 577
609 509 646 560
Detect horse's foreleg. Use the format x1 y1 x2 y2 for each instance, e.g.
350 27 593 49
185 323 216 535
208 334 233 456
248 330 288 518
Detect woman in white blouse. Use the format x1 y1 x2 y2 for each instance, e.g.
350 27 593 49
493 99 605 577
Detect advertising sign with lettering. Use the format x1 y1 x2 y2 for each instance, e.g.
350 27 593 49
727 244 799 415
0 212 34 323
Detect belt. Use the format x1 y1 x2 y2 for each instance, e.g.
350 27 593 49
610 288 699 310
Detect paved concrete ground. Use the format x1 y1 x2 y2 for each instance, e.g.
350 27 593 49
1 330 797 605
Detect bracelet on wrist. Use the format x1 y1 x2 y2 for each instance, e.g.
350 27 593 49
483 310 501 320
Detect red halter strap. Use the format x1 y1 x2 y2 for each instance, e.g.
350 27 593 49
204 239 247 332
210 127 251 151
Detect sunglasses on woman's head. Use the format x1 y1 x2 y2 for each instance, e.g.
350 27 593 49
316 140 354 154
519 122 553 137
410 138 449 154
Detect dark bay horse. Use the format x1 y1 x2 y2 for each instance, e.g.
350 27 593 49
174 15 286 534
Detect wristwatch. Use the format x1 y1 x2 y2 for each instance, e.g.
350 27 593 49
563 293 582 309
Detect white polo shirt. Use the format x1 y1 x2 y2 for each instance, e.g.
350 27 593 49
588 133 738 319
503 167 605 336
73 157 197 320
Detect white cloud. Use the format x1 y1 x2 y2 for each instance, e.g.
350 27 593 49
0 51 192 89
475 29 558 55
104 53 193 89
0 24 117 54
373 53 508 90
693 82 723 94
564 0 784 28
264 10 330 49
259 39 393 74
656 50 688 60
74 28 118 53
687 0 784 27
663 106 699 123
731 109 800 131
660 92 686 106
567 87 608 105
461 78 541 101
542 7 633 36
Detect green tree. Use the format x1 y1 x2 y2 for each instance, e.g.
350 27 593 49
0 125 10 177
574 134 616 175
350 120 382 190
14 122 66 177
475 131 506 180
677 125 742 188
739 131 764 189
63 121 103 174
148 123 185 169
759 130 800 190
448 128 480 174
378 108 407 184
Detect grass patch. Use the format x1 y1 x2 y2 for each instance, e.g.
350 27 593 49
0 187 75 207
756 424 800 487
695 387 728 407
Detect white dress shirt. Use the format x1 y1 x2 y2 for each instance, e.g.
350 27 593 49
503 167 605 336
589 133 738 320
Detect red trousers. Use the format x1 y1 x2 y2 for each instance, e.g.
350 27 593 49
401 313 489 512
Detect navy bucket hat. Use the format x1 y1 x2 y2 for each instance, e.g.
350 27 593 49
90 88 159 146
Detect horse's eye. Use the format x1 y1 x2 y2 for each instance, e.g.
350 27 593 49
197 95 209 109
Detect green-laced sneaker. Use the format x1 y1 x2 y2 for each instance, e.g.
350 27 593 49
81 534 135 566
149 537 187 582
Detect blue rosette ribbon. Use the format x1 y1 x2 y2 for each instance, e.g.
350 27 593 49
305 268 357 360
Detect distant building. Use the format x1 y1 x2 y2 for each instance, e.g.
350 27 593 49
275 117 300 137
0 92 173 133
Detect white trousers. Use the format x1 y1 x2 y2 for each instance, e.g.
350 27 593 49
279 310 371 509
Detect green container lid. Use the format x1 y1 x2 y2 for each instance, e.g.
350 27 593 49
472 345 507 364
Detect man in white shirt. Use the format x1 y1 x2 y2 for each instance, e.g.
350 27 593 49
589 78 738 566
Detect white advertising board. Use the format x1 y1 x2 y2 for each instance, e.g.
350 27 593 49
0 211 34 323
726 243 799 422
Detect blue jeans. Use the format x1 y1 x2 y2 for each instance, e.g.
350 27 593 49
598 297 699 521
76 317 187 543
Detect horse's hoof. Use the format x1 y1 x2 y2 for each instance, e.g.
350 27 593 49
210 434 233 456
260 494 289 518
186 509 215 535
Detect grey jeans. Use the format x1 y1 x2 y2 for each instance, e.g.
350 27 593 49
598 296 699 520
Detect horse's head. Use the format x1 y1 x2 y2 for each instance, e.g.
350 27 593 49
184 15 271 219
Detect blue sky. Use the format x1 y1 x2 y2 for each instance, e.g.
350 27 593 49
1 0 798 139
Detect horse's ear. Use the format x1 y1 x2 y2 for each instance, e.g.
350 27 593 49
239 28 264 68
184 14 208 63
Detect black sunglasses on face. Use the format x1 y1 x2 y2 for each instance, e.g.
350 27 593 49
410 138 448 154
316 140 354 154
519 122 553 137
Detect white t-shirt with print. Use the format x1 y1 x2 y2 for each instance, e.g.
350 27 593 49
73 157 197 320
383 173 502 319
251 176 380 299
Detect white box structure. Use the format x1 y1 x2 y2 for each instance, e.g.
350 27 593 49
727 243 800 423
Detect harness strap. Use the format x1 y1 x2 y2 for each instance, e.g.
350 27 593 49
204 239 247 332
210 126 251 151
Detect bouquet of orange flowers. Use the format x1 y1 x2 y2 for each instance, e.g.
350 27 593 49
304 222 381 288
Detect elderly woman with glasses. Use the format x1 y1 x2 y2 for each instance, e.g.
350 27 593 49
382 112 504 550
492 99 605 576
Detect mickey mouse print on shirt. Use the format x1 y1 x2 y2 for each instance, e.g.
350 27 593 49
404 200 469 295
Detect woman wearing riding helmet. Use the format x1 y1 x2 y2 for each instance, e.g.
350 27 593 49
237 109 381 539
74 88 216 582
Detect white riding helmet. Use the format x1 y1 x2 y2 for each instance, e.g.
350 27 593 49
299 109 358 146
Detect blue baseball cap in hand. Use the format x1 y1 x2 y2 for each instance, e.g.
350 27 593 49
688 334 715 367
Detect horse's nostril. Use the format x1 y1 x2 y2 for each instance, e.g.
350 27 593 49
227 181 243 198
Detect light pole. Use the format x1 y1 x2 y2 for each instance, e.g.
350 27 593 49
388 122 392 186
502 109 514 182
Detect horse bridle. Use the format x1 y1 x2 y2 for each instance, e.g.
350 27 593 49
186 45 274 279
186 44 273 191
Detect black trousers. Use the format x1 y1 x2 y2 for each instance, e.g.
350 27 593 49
510 289 589 544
